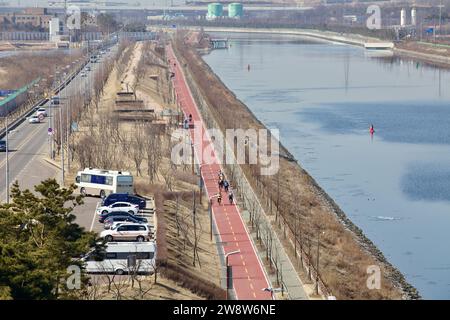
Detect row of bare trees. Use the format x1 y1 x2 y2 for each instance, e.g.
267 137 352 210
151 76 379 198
68 40 176 187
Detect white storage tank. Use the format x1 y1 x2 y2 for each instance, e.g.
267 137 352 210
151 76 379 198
400 8 406 27
411 7 417 26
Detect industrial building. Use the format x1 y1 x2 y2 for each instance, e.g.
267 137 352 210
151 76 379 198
0 8 54 30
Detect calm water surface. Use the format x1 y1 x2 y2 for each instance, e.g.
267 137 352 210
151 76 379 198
203 33 450 299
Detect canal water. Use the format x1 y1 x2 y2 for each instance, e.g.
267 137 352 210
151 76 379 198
203 32 450 299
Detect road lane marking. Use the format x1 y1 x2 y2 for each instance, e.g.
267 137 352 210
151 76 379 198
0 145 50 201
89 202 99 232
0 123 45 168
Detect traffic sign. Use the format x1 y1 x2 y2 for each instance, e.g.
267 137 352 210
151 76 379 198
48 128 53 135
38 114 44 121
71 121 78 132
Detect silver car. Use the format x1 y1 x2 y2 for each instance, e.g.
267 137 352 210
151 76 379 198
28 115 40 123
100 223 152 242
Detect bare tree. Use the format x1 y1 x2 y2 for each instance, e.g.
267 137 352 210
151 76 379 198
131 121 146 176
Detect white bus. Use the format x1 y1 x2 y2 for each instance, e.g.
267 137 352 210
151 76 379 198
83 242 156 275
75 168 134 198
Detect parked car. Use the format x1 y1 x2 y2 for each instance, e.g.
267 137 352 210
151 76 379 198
100 223 152 242
0 140 6 152
96 201 139 215
28 115 40 123
103 215 146 229
98 211 147 224
51 96 60 105
108 220 152 231
102 193 146 210
36 107 47 117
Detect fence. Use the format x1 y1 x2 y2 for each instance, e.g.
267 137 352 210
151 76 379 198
0 78 41 117
0 32 49 41
118 32 157 41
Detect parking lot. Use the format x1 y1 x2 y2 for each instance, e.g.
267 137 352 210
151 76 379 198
72 194 156 235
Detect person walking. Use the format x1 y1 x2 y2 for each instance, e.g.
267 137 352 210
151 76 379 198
228 190 234 205
223 180 229 192
217 192 222 205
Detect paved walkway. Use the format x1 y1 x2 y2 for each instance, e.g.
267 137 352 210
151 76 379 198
167 45 272 300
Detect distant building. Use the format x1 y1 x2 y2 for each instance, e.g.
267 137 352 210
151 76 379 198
0 7 54 30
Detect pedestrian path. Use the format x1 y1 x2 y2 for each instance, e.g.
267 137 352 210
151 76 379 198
167 45 272 300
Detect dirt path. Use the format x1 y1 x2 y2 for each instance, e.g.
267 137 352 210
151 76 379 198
120 42 143 92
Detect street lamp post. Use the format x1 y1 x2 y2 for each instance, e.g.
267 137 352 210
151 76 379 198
208 197 213 241
225 250 240 300
262 287 282 300
5 111 10 204
59 71 66 186
59 98 65 186
315 230 325 296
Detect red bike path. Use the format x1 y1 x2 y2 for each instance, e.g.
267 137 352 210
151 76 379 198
167 45 272 300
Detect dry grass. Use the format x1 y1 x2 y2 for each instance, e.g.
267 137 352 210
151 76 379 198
173 32 418 300
67 41 224 300
0 50 82 89
84 274 203 300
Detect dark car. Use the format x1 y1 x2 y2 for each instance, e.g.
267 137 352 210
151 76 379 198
98 211 147 224
102 193 146 210
103 215 147 229
0 140 6 152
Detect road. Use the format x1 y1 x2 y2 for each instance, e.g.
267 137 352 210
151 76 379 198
0 45 117 203
167 45 272 300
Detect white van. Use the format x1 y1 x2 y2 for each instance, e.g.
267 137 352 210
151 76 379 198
83 242 156 275
75 168 134 198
